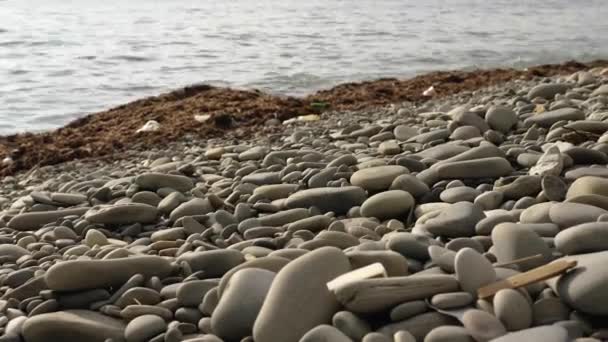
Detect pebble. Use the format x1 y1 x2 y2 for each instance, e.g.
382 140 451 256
351 165 409 192
491 223 552 271
211 269 274 341
22 310 126 342
555 222 608 255
455 248 496 295
124 314 167 342
285 186 367 214
462 309 507 342
253 247 351 342
360 190 414 219
419 201 486 237
493 289 533 331
85 203 158 225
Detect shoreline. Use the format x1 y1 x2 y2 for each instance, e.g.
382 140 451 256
1 59 608 176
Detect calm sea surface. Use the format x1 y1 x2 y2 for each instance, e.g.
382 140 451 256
1 0 608 133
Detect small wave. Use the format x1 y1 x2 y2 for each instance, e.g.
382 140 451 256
110 55 154 62
10 69 28 75
0 28 8 33
77 55 97 60
0 40 22 47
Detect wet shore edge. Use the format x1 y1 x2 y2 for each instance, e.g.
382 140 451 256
2 59 608 177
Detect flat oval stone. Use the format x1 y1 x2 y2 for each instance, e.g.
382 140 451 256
253 247 351 342
462 309 507 341
435 157 513 179
389 174 430 198
334 275 459 314
351 165 409 192
22 310 126 342
430 292 474 309
524 108 584 128
527 83 570 99
491 223 552 271
85 203 158 225
440 186 481 203
455 248 496 295
360 190 414 220
285 186 367 214
211 269 275 342
493 288 532 331
135 172 194 192
124 314 167 342
549 202 608 228
555 222 608 255
567 176 608 200
8 207 90 231
45 256 172 291
347 250 409 277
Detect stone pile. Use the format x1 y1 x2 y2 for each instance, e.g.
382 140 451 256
0 67 608 341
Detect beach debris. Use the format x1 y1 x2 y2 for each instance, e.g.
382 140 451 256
423 86 437 96
136 120 160 133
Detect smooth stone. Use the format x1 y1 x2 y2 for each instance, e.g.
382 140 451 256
394 331 417 342
555 222 608 255
424 326 474 342
46 256 172 291
351 166 409 192
176 280 217 307
360 190 414 220
362 332 393 342
334 275 459 314
430 292 474 309
567 176 608 200
532 297 569 325
520 202 553 224
440 187 481 203
85 204 158 225
22 310 126 342
394 125 419 141
474 191 504 211
124 314 167 342
462 309 506 342
135 173 194 192
451 110 489 132
211 269 275 342
120 305 172 321
542 175 567 201
486 105 517 133
563 147 608 165
379 141 401 155
419 202 486 238
414 144 470 161
390 300 428 321
177 250 245 278
332 311 371 341
377 312 459 341
475 214 515 236
389 174 430 198
549 202 608 228
85 229 108 247
7 207 90 230
527 83 570 100
490 326 569 342
435 157 513 179
115 287 161 308
299 325 352 342
285 186 367 214
253 184 299 200
524 108 584 128
253 247 351 342
169 198 213 222
491 223 552 271
493 289 532 331
455 248 496 295
547 251 608 315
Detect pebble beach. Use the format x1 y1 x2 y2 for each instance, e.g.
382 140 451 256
2 64 608 342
